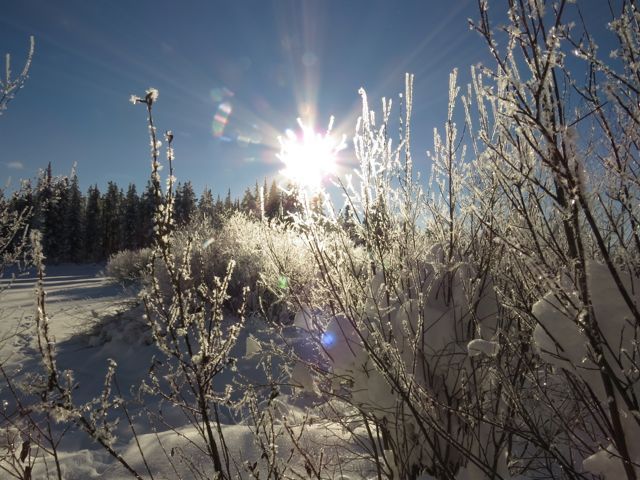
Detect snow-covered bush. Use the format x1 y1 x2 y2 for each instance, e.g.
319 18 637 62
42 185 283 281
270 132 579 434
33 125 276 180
105 247 152 284
153 210 318 318
280 2 640 479
533 262 640 478
0 185 31 293
129 90 249 479
283 75 505 479
462 1 640 477
128 92 345 479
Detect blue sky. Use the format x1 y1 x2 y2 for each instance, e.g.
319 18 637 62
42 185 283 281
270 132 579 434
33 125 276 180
0 0 616 198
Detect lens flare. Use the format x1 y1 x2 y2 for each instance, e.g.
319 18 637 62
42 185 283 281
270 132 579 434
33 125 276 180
278 276 289 290
212 102 233 138
210 87 234 103
277 117 346 191
320 331 336 348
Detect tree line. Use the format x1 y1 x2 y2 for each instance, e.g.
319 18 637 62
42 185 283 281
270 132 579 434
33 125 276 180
3 163 300 263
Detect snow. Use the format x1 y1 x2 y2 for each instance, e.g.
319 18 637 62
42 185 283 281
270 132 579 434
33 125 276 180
532 261 640 479
244 334 261 358
290 246 505 477
0 264 135 366
467 338 499 357
0 264 379 479
582 445 628 480
4 260 634 479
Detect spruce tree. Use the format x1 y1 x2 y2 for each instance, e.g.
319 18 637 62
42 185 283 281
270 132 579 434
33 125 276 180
9 179 34 223
42 172 69 263
309 193 325 217
56 177 71 261
255 181 264 219
174 181 196 225
340 203 361 245
84 185 102 262
139 180 156 248
281 182 302 218
101 181 122 258
240 187 257 216
214 194 223 214
120 183 139 251
211 194 225 227
173 182 183 225
5 179 33 259
65 168 84 262
198 187 215 220
224 188 233 211
180 181 196 224
265 180 280 219
34 164 53 258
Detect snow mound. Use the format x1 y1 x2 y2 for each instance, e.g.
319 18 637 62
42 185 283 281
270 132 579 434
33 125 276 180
533 261 640 478
467 338 499 357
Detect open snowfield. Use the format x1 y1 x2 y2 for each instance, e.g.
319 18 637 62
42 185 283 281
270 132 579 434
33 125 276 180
0 264 135 366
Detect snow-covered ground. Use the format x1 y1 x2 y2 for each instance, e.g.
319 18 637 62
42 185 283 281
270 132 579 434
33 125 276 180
0 264 134 366
0 264 375 479
0 264 151 477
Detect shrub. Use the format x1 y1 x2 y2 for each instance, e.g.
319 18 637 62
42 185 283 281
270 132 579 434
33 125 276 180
279 1 640 478
155 211 320 319
105 248 153 284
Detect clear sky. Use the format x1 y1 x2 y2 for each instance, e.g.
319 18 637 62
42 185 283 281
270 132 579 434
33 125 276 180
0 0 616 198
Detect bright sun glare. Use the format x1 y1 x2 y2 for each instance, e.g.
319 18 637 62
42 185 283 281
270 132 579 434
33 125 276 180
277 117 347 191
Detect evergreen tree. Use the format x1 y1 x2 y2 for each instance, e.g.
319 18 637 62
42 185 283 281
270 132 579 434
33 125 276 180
214 194 224 214
340 203 361 245
173 182 183 225
9 179 34 223
139 180 156 248
224 188 233 211
120 183 139 251
211 194 225 227
101 181 122 257
84 185 102 261
255 181 264 220
175 181 196 225
184 182 197 222
309 193 325 217
240 187 257 216
34 164 53 255
65 168 84 262
41 171 69 263
56 177 71 261
198 187 215 219
265 180 280 219
364 196 390 251
281 182 302 218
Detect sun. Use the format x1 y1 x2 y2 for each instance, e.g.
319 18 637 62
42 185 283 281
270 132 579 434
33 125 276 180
277 117 346 191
